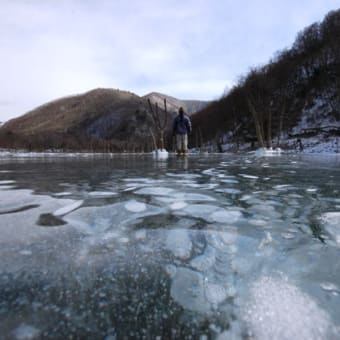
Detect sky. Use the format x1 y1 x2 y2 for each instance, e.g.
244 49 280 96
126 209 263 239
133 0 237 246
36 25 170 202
1 0 339 122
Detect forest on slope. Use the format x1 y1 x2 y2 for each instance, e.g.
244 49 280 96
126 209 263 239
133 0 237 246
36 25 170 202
191 9 340 152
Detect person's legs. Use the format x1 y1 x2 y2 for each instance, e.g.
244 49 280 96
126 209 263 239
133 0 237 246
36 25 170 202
182 134 188 154
176 134 188 154
176 134 182 154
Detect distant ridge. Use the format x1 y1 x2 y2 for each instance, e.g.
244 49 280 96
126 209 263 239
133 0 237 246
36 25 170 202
143 92 209 115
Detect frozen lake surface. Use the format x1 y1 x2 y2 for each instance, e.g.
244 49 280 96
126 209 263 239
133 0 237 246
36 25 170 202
0 153 340 339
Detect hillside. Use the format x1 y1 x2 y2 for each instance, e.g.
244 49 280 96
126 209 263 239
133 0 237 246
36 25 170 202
143 92 209 115
0 89 152 151
0 89 207 152
191 9 340 153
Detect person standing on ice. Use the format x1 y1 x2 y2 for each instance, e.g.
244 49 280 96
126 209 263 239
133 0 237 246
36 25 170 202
172 107 192 155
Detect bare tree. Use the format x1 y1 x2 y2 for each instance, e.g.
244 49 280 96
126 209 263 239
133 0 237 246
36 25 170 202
147 98 168 150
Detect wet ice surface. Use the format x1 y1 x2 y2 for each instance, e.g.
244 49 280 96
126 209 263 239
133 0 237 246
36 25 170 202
0 154 340 339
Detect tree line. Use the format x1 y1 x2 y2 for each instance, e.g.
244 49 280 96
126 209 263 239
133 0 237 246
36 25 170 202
191 9 340 150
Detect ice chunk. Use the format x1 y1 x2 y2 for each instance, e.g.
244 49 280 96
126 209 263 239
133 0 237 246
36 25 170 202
13 324 40 340
176 193 216 202
320 282 339 292
202 168 218 176
166 172 202 179
105 335 116 340
134 187 174 196
157 193 216 204
101 230 121 241
306 187 318 193
135 229 147 240
152 149 169 159
0 180 16 185
281 232 296 239
118 237 129 244
220 178 239 184
216 188 241 194
220 229 239 244
273 184 297 191
205 283 227 305
53 192 73 197
239 194 252 201
243 275 335 340
88 191 117 198
258 231 273 249
53 200 84 216
165 229 192 259
123 177 164 185
239 174 259 179
170 267 209 313
165 264 177 278
211 209 242 224
254 147 282 156
319 212 340 245
187 183 219 190
250 204 281 219
124 200 146 213
183 204 219 221
19 249 33 256
249 218 268 227
170 201 188 210
216 320 243 340
64 202 162 235
190 245 216 271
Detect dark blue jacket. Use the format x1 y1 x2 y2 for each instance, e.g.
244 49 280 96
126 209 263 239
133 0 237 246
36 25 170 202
173 114 192 135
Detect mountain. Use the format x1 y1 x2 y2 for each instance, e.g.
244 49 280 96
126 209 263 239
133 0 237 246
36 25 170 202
0 88 207 152
143 92 209 115
190 9 340 153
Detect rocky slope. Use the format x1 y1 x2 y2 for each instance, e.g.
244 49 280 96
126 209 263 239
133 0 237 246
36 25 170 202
143 92 209 115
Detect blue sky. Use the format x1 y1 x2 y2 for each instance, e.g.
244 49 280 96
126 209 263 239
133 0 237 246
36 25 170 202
1 0 339 122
